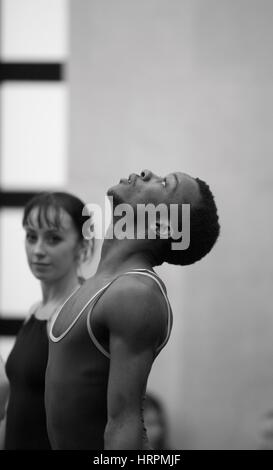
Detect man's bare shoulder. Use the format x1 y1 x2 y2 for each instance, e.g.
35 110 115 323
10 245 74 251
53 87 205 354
99 273 168 348
104 272 167 312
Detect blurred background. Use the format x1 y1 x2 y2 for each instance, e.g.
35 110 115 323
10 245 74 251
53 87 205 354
0 0 273 449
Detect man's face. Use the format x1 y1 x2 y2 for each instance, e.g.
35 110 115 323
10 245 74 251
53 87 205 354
107 169 201 208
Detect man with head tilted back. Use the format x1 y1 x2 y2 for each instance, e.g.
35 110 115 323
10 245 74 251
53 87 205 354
45 169 220 450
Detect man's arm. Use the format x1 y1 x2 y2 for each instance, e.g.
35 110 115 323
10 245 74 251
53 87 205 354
102 275 167 450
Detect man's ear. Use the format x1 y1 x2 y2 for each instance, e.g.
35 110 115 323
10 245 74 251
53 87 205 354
150 221 173 239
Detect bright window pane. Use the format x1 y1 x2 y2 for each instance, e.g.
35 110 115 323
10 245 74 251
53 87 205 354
1 0 68 61
0 83 68 190
0 209 41 316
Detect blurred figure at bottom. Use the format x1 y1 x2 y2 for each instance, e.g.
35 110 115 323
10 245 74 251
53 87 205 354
143 392 170 450
258 410 273 450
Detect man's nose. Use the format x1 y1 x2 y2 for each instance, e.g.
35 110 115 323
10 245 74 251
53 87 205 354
140 170 159 181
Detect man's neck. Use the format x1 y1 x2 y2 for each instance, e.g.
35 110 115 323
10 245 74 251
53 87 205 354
96 237 155 278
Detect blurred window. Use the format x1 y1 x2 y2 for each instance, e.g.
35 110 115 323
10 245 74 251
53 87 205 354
0 0 69 359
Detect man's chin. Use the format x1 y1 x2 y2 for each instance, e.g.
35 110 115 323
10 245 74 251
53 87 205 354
106 184 119 197
106 186 113 196
107 185 123 205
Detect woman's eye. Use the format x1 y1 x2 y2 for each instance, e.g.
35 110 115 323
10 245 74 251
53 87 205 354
48 235 62 244
26 233 37 242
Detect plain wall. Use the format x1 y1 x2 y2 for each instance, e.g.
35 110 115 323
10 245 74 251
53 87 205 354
68 0 273 449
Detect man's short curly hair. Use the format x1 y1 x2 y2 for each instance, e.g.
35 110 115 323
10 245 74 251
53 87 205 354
162 177 220 266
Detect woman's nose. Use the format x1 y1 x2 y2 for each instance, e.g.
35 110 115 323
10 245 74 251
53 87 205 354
33 239 46 256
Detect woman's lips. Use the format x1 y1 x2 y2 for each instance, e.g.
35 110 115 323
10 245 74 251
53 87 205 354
32 262 51 267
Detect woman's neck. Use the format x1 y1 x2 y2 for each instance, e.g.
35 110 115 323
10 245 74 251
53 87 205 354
40 271 80 305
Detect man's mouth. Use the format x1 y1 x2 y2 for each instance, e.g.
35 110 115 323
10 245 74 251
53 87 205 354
127 173 138 185
119 178 129 184
119 174 138 185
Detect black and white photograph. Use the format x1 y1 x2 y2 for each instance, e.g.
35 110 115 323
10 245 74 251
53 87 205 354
0 0 272 457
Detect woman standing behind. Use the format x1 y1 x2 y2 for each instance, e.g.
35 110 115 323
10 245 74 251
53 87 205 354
0 355 9 423
0 355 9 449
4 192 93 449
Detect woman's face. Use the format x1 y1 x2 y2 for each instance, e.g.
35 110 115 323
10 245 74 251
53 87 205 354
24 206 82 282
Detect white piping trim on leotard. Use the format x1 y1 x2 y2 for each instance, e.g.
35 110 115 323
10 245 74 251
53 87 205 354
86 269 173 359
50 270 149 343
50 273 142 343
49 283 102 343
